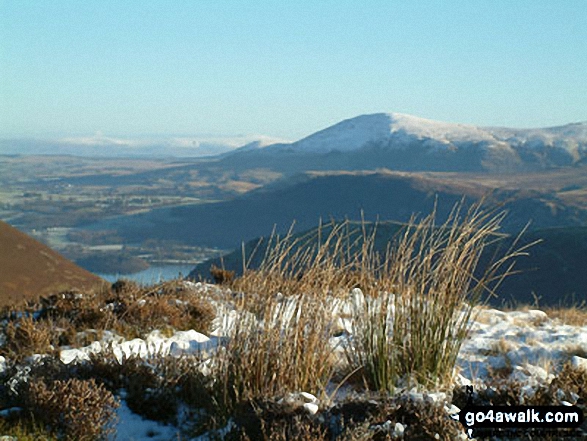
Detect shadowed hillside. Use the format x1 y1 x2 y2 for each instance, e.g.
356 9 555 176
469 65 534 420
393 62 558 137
94 170 587 250
189 221 587 307
0 220 104 306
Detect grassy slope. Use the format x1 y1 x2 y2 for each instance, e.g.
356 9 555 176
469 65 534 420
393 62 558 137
0 220 104 306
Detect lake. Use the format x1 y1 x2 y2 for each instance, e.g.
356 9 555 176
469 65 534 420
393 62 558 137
97 264 197 285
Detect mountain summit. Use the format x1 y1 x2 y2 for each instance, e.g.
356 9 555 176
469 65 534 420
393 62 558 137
290 113 498 153
229 113 587 172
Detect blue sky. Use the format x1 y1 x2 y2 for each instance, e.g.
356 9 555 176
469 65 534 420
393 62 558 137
1 0 586 140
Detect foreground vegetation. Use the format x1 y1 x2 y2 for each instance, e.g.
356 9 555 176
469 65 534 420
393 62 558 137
1 202 586 439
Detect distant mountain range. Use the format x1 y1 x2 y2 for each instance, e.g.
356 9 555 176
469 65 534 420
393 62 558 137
0 134 287 158
3 113 585 167
223 113 587 172
0 220 104 306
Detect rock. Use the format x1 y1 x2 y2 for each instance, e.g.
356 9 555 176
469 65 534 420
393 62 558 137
445 404 460 416
278 392 319 406
303 402 319 415
299 392 319 404
570 355 587 371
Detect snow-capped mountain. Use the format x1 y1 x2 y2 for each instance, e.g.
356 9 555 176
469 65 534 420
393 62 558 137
286 113 500 153
229 113 587 172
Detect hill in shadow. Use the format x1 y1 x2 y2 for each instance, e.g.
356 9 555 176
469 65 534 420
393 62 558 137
188 222 587 308
98 170 587 250
0 220 104 307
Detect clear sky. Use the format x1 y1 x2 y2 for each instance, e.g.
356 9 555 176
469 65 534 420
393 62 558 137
1 0 586 140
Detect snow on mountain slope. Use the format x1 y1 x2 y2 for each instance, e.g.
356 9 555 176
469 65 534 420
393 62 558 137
487 122 587 158
390 113 496 142
488 122 587 142
288 113 401 153
256 113 587 157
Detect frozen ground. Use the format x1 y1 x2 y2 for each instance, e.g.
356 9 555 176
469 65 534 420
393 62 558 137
1 282 586 440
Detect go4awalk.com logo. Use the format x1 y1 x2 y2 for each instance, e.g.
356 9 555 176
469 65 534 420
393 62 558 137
458 405 584 439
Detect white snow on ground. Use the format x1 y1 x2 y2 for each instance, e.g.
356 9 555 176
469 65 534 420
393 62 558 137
59 329 224 365
459 307 587 384
111 400 180 441
57 288 587 386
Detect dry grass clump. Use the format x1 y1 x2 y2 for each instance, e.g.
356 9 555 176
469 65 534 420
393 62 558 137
3 315 56 360
210 264 235 285
118 291 214 338
212 294 336 416
0 418 59 441
551 362 587 402
37 289 111 329
231 219 383 299
106 279 215 338
344 202 530 391
219 201 527 405
24 377 119 440
544 304 587 326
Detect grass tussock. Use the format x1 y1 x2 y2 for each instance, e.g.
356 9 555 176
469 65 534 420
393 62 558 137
545 304 587 326
3 315 56 360
212 294 337 415
333 202 527 391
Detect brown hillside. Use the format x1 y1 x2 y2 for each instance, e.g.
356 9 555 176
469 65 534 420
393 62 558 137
0 220 104 307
